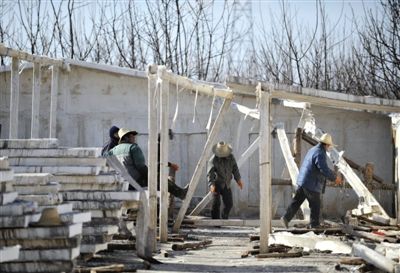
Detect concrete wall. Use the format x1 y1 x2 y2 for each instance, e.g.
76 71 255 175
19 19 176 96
0 64 395 218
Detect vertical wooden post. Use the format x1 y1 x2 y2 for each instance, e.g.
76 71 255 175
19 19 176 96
259 88 271 254
147 65 158 251
9 57 20 139
49 66 59 138
158 67 169 242
31 62 41 138
294 128 302 167
172 98 232 232
395 123 400 224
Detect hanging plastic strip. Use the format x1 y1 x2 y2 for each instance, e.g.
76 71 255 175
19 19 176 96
192 86 199 123
206 91 216 131
171 79 180 131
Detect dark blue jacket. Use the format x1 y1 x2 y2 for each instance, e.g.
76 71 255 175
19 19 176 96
297 143 336 193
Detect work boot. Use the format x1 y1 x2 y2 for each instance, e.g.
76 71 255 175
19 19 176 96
280 216 289 229
179 184 189 200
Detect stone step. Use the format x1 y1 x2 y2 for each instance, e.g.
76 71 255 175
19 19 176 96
8 157 106 167
70 200 127 210
18 246 80 262
0 213 41 228
59 181 128 192
14 183 60 195
55 174 118 184
0 181 14 193
0 157 10 170
13 166 107 175
62 191 140 201
87 209 122 219
0 237 80 249
59 212 91 224
0 192 18 205
14 173 53 185
0 170 14 182
82 225 118 236
38 203 73 214
0 200 38 216
0 223 82 240
0 147 101 158
0 139 59 149
80 243 108 254
81 234 113 244
17 193 63 206
0 245 20 263
0 261 74 273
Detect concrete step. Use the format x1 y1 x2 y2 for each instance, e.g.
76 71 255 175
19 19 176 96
17 193 63 206
82 225 118 236
0 237 80 250
0 200 38 216
0 170 14 182
59 211 91 224
14 183 60 195
14 173 53 185
0 192 18 205
0 157 10 170
0 147 101 158
0 139 59 149
0 261 74 273
55 174 118 184
59 181 128 192
8 157 106 167
0 213 41 228
87 209 123 218
0 223 82 240
80 243 108 254
69 200 126 210
82 234 113 244
0 245 20 263
12 166 108 175
18 246 80 262
38 203 73 214
61 191 140 201
0 181 14 193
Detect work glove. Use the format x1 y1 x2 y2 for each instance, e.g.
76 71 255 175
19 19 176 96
335 174 343 186
210 185 216 193
237 179 244 190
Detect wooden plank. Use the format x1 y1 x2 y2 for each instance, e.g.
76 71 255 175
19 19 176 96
172 98 232 232
105 156 143 192
396 122 400 224
258 89 271 254
147 64 158 251
9 57 19 139
49 66 59 138
171 240 212 251
189 136 260 216
158 66 169 242
0 43 64 66
276 123 310 220
31 62 41 138
294 128 302 167
352 243 396 273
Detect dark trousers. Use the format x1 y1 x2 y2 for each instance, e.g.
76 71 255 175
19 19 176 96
283 186 321 227
211 186 233 219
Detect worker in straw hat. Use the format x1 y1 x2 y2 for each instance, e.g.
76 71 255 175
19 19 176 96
281 133 343 229
207 141 244 219
107 128 188 199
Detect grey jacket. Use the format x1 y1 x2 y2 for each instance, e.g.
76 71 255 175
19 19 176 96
207 154 241 189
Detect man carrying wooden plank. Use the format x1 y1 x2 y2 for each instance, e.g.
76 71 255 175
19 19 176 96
207 141 244 219
281 133 342 228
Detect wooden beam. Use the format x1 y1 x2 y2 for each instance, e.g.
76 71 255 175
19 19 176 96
276 123 310 220
147 65 158 251
172 98 232 232
9 57 19 139
294 128 302 167
31 62 41 138
158 66 169 243
396 122 400 224
105 156 144 192
161 67 233 99
49 66 59 138
352 243 397 273
259 89 271 254
189 136 260 216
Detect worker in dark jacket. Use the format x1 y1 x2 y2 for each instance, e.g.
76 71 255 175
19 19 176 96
108 128 187 199
281 133 342 229
101 125 120 156
207 141 244 219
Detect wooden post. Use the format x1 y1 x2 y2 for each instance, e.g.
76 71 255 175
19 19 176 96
49 66 59 138
158 67 169 242
31 62 41 138
294 128 302 167
147 65 158 251
9 57 20 139
172 98 232 232
396 123 400 224
259 88 271 254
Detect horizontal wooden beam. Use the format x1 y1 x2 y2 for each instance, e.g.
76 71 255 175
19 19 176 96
0 44 64 67
227 77 400 113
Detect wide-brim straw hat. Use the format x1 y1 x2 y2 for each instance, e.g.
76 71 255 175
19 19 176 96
32 208 63 227
118 128 138 144
319 133 336 146
212 141 232 158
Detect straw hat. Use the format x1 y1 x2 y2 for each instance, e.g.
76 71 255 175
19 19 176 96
212 141 232 158
118 128 138 143
319 133 336 146
32 208 63 227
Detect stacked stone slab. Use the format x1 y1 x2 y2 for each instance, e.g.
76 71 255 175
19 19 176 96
0 139 138 256
0 156 89 273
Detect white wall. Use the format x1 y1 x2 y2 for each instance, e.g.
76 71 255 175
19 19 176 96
0 64 394 217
